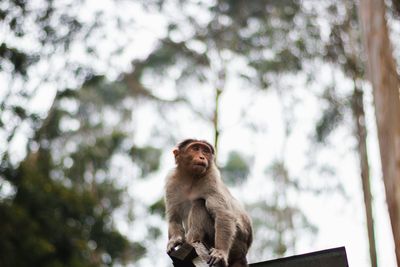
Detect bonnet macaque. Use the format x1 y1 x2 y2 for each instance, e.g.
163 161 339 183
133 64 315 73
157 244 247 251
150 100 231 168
165 139 252 267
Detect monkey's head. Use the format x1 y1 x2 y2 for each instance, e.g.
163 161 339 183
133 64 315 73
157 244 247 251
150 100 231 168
173 139 215 177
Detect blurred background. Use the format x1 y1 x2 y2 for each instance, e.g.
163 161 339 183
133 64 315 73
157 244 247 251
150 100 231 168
1 0 400 266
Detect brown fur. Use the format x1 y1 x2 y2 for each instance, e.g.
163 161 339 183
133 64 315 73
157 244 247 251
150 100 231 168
165 139 253 267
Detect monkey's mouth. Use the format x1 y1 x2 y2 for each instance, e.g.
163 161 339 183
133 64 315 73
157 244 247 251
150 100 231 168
193 162 207 168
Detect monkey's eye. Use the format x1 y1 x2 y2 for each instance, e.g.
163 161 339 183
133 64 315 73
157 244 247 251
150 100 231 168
191 145 200 151
203 148 210 154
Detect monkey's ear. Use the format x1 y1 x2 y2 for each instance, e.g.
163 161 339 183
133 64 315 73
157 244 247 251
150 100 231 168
173 148 179 158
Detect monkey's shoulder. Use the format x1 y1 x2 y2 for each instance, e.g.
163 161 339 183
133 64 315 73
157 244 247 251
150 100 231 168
164 170 183 190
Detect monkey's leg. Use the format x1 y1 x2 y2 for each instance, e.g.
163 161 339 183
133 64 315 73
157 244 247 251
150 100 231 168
227 231 250 267
229 258 248 267
186 199 214 245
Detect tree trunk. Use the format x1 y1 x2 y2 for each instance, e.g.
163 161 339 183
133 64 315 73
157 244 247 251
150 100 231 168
358 0 400 266
213 87 222 156
352 86 378 267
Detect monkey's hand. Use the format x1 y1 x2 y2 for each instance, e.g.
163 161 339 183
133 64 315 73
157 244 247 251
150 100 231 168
167 236 184 254
207 248 228 267
186 230 202 245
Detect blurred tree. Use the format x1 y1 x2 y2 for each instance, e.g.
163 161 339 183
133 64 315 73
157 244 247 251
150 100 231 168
0 2 132 265
249 84 319 258
0 0 138 163
131 0 324 258
358 0 400 265
221 151 250 185
0 150 132 267
130 146 162 177
0 75 163 266
217 0 321 256
2 1 385 266
315 1 378 266
0 2 167 263
0 0 81 75
133 0 321 152
390 0 400 18
1 0 94 160
250 160 317 258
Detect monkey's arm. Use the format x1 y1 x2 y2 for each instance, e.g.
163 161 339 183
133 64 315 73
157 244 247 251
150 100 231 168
165 173 186 253
166 213 185 253
168 217 185 239
165 195 185 253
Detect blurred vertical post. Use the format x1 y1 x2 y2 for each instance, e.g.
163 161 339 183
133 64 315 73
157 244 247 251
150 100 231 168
213 87 222 156
352 85 377 267
358 0 400 266
213 68 226 157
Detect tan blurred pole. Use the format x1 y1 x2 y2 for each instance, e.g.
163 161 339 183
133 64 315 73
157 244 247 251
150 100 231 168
352 86 378 267
358 0 400 266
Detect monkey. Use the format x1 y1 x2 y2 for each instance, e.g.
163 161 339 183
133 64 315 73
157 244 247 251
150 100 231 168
165 139 253 267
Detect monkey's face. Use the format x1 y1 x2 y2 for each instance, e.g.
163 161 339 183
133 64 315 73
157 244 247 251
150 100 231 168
175 141 213 177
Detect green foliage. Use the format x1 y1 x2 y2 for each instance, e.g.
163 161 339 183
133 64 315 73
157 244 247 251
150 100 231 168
221 151 250 185
0 150 131 267
0 72 159 265
324 1 364 78
249 200 317 257
148 226 163 240
0 43 38 76
80 76 132 108
0 0 87 76
248 160 318 257
0 0 363 265
134 0 322 94
66 132 126 182
313 0 365 143
0 0 116 161
132 242 146 260
134 1 324 258
149 198 166 216
315 105 343 143
314 87 347 143
214 0 321 84
142 44 179 74
131 146 162 177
